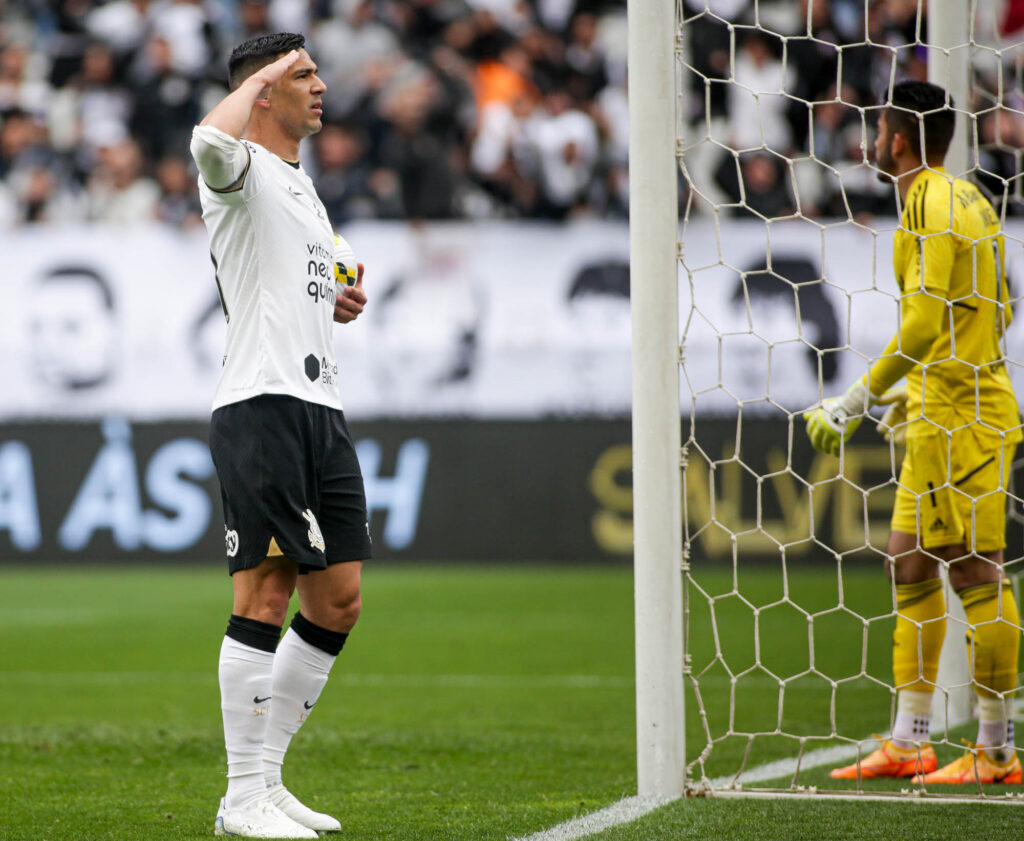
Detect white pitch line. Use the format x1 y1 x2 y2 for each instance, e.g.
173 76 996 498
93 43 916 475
512 726 1023 841
706 717 990 789
708 740 873 787
510 795 678 841
507 745 864 841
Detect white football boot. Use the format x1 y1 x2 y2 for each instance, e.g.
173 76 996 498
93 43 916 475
266 783 342 833
214 797 318 838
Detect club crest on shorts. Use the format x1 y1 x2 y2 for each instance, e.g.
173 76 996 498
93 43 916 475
224 526 239 558
303 509 326 552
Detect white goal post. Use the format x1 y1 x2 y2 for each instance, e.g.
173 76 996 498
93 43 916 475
629 0 1024 800
628 0 686 799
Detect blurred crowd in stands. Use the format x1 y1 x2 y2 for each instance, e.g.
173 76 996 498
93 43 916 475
0 0 1021 228
690 0 1024 221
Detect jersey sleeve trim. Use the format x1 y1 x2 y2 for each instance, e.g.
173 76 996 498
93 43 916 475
207 147 251 194
190 125 252 193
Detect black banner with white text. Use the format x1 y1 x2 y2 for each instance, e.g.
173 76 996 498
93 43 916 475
4 418 1020 564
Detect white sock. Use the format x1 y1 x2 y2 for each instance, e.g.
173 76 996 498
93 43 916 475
892 690 932 749
219 636 275 809
977 694 1015 763
263 628 337 788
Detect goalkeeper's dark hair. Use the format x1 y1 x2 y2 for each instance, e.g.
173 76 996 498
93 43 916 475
228 32 306 91
884 80 956 163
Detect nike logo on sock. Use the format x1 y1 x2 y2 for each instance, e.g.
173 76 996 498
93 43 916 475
303 701 315 710
253 696 271 704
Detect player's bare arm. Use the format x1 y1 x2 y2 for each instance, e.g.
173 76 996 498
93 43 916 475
199 49 302 139
334 263 366 324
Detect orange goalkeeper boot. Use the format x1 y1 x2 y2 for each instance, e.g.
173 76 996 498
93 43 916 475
911 744 1022 785
830 739 937 780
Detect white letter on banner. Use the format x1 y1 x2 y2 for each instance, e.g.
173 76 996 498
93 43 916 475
143 439 215 551
0 441 41 550
59 417 142 550
356 438 429 550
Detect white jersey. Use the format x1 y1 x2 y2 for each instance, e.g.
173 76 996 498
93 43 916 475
190 125 343 413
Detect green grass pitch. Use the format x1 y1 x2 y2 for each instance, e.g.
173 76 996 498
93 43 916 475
1 563 1022 841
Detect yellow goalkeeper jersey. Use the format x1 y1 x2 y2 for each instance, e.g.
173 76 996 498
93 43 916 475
886 166 1021 444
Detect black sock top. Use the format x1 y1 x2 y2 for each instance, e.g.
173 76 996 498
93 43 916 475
225 614 282 653
291 612 349 656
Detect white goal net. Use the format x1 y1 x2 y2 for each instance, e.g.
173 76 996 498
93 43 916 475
640 0 1024 801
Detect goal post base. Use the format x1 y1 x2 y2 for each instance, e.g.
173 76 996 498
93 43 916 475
686 785 1024 806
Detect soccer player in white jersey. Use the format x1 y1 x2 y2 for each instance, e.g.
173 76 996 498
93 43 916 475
189 33 370 839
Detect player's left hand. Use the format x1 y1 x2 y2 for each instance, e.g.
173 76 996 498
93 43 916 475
803 380 876 457
334 262 365 324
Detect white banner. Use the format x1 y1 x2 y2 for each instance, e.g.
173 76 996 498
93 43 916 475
1 219 1023 420
680 218 1024 416
0 221 633 420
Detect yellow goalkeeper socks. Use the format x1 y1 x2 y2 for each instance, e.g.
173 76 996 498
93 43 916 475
890 579 945 748
961 580 1020 696
893 578 946 693
961 580 1020 762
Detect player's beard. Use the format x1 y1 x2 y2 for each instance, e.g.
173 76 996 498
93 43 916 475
875 139 897 184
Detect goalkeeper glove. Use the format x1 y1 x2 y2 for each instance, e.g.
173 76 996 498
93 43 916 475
875 386 908 445
803 380 878 456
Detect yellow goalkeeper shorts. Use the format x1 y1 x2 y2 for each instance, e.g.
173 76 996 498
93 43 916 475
891 432 1016 553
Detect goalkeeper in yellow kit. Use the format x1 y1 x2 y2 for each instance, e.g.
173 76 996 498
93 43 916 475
805 80 1023 785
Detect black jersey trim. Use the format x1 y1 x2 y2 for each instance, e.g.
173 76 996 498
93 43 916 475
210 251 230 323
205 144 252 194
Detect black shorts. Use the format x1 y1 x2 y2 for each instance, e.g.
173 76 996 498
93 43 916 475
210 394 372 574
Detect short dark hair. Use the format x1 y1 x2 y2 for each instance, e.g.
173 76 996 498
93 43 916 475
228 32 305 91
885 80 956 162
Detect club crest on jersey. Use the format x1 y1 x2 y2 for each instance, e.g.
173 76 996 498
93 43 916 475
303 509 326 552
225 526 239 558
